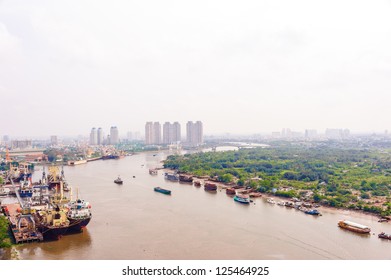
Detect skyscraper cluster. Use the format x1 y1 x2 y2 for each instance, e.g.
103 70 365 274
145 121 203 146
89 126 119 145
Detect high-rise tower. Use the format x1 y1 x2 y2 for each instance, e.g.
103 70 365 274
90 128 97 145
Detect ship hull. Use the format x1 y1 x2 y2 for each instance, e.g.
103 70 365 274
37 225 69 241
67 217 91 233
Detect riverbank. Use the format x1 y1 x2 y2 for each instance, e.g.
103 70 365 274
163 168 388 225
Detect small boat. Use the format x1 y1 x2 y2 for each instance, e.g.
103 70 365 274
338 220 371 234
149 169 158 175
114 177 123 184
234 194 250 204
378 232 391 240
304 209 321 216
154 187 171 195
277 201 285 206
267 198 275 204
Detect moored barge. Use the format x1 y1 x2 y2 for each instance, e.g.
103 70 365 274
204 182 217 191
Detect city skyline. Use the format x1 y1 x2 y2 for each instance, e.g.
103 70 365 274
1 1 391 137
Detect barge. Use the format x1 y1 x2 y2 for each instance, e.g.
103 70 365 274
338 220 371 234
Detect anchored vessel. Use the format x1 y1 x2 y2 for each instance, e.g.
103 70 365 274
234 194 250 204
179 175 193 183
338 220 371 234
34 205 70 240
164 172 179 181
204 182 217 191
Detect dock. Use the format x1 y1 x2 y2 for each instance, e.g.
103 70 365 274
3 203 43 244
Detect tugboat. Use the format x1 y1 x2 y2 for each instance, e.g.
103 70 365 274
66 199 92 233
114 176 123 184
154 187 171 195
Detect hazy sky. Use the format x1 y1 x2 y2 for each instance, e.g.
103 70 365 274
1 0 391 138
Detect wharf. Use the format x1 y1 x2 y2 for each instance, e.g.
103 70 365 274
3 203 43 244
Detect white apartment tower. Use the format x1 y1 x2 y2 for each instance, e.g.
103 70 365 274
110 126 119 145
163 122 181 144
97 128 104 145
90 127 97 145
186 121 203 146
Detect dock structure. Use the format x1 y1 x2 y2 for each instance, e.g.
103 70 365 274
4 203 43 244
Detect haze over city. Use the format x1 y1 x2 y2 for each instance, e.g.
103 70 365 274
1 0 391 138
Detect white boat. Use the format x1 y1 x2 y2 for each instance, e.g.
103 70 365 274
267 198 275 204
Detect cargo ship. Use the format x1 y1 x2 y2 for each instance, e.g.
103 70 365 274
338 220 371 234
34 205 70 240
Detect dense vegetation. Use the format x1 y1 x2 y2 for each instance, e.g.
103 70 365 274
164 146 391 216
0 215 11 248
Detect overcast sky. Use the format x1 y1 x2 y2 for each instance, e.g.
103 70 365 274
1 0 391 138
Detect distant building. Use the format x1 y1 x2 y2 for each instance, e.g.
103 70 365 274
271 132 281 138
305 129 317 139
325 128 350 139
145 122 161 145
97 128 104 145
50 135 58 146
186 121 203 146
145 122 154 145
110 126 119 145
163 122 181 145
153 122 161 144
90 128 97 145
11 140 32 150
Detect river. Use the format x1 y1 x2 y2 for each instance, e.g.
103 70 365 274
6 151 391 259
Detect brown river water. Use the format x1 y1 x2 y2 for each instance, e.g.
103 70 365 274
4 151 391 260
